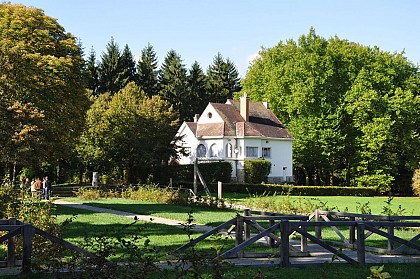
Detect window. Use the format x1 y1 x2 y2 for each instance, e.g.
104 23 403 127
246 146 258 157
262 147 271 158
210 143 218 157
197 144 206 157
225 143 233 158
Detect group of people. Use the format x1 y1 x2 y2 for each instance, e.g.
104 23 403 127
26 176 52 200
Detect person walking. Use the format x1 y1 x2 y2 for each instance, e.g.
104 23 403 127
43 176 52 200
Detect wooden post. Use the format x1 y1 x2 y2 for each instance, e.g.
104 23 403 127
236 216 244 258
7 218 16 267
356 221 365 265
22 224 34 273
349 216 356 245
193 159 198 195
244 209 251 240
300 225 307 252
269 215 275 248
217 181 222 199
315 209 322 239
280 220 290 267
387 217 394 251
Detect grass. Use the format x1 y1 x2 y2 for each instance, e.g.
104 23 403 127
55 204 235 259
223 193 420 215
61 197 240 226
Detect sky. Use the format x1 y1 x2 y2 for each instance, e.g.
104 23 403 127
8 0 420 77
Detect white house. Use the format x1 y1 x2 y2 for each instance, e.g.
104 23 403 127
174 93 294 183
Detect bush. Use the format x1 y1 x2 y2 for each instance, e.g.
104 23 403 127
159 162 232 184
244 159 271 184
355 171 394 194
205 183 377 196
412 168 420 197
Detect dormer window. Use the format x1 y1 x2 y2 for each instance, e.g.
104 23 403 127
207 112 212 118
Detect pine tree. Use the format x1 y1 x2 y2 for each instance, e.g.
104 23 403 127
159 50 188 122
118 44 137 90
207 52 242 103
188 61 208 118
98 37 121 94
138 43 159 97
85 47 100 96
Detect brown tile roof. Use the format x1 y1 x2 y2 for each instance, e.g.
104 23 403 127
185 100 293 139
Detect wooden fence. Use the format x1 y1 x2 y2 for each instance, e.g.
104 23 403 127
0 218 95 272
177 209 420 267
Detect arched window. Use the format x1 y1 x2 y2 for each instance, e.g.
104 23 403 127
210 143 218 157
197 144 206 157
225 143 232 158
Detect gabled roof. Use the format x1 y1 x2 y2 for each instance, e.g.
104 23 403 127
184 99 293 139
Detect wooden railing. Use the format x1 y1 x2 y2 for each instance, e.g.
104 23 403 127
177 210 420 266
0 218 95 272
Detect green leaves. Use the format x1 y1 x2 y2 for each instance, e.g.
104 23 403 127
242 28 420 191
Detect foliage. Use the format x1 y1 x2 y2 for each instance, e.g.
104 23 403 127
162 162 232 184
244 159 272 184
138 43 159 97
0 183 74 271
158 50 189 122
412 168 420 197
0 3 89 167
207 52 242 103
367 265 391 279
205 183 377 196
242 28 420 193
355 171 394 194
122 185 186 204
381 196 406 216
77 82 180 183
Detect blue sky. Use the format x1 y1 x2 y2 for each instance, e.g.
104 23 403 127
8 0 420 77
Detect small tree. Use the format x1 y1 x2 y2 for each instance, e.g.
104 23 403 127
412 168 420 197
244 159 271 184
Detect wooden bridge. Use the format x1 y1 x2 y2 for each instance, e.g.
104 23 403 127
177 209 420 267
0 218 95 273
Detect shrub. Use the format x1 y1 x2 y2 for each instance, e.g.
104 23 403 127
244 158 271 184
355 171 394 194
412 168 420 197
160 162 232 184
122 184 186 204
75 187 102 200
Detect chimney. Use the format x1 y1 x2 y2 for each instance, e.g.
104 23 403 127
240 92 249 122
263 98 269 109
193 114 200 123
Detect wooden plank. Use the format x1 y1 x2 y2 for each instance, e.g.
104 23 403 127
176 218 236 252
0 225 22 231
357 222 366 265
291 224 358 265
219 223 280 259
364 224 420 252
21 224 33 272
247 220 281 245
243 216 308 221
321 215 350 245
0 228 21 244
394 234 420 253
34 227 96 258
280 221 290 267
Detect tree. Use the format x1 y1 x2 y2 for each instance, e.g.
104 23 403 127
0 3 89 177
98 37 121 94
138 43 159 97
187 61 209 116
85 47 100 96
159 50 189 122
77 82 180 183
119 44 137 89
242 28 420 192
207 53 242 103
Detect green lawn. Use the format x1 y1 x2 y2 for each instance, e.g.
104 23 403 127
223 194 420 215
61 197 240 226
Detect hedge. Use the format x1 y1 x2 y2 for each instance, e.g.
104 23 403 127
156 162 232 184
174 182 376 197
